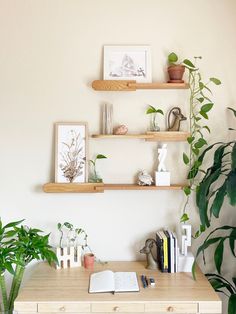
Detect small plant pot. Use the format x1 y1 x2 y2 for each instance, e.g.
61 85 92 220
167 65 185 83
84 253 95 270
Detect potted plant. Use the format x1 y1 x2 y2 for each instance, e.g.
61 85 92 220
89 154 107 183
167 52 187 82
146 105 164 132
191 108 236 313
0 219 57 314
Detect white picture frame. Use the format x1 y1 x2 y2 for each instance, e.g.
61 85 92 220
55 122 88 183
103 45 152 82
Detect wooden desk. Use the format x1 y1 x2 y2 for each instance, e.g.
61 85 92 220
14 261 221 314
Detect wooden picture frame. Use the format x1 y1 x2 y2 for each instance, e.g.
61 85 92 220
55 122 88 183
103 45 152 82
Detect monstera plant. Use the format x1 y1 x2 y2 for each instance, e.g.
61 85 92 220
191 108 236 314
0 219 57 313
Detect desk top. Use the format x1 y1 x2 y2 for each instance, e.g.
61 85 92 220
15 261 221 303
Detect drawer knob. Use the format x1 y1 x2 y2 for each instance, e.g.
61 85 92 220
59 306 66 312
113 306 120 312
167 306 174 312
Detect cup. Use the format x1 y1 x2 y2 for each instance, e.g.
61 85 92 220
84 253 95 269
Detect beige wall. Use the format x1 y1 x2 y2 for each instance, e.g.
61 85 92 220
0 1 236 312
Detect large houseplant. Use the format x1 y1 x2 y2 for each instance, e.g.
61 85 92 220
191 108 236 313
0 219 57 313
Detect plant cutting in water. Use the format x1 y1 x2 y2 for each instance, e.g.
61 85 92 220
89 154 107 183
146 105 164 132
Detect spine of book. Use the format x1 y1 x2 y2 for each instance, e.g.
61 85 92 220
164 230 171 273
159 231 168 272
156 231 164 272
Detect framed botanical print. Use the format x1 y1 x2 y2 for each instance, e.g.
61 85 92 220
55 122 88 183
103 45 152 82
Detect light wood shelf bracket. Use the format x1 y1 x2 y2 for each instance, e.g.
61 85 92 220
91 132 190 142
92 80 189 91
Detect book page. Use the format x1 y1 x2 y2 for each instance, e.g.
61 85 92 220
89 270 115 293
114 272 139 292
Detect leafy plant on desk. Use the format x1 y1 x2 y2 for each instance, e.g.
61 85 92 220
89 154 107 183
169 53 222 224
0 219 57 314
191 108 236 313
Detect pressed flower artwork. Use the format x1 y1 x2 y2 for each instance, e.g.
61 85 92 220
55 123 88 183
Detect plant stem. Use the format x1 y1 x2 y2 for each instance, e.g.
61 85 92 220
0 272 8 312
9 265 25 312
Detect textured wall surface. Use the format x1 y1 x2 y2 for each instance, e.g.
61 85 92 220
0 1 236 312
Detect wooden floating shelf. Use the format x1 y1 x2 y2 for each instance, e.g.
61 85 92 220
92 80 189 91
43 183 185 193
92 132 190 142
43 183 104 193
103 184 185 191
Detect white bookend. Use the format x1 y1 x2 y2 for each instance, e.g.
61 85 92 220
178 251 194 272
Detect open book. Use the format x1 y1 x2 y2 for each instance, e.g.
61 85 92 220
89 270 139 293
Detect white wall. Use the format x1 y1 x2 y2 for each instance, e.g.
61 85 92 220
0 0 236 312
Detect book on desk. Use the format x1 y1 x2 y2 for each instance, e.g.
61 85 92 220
89 270 139 294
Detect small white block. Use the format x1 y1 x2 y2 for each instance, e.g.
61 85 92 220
155 171 170 186
178 251 194 272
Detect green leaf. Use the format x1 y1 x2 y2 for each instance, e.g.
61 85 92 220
156 109 164 115
229 228 236 257
210 77 221 85
228 107 236 117
192 148 200 156
4 220 24 229
180 213 189 223
199 82 204 90
228 294 236 314
194 138 207 149
197 97 204 103
96 154 107 159
146 107 156 114
195 116 201 122
232 143 236 170
227 170 236 205
183 186 191 196
210 181 227 218
214 239 224 274
168 52 178 64
233 277 236 288
203 126 211 133
183 59 195 68
200 111 209 119
183 153 189 165
187 136 195 144
201 103 214 113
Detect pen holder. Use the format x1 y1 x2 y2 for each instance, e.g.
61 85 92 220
84 253 95 270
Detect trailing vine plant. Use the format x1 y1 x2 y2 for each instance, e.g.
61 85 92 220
168 53 221 227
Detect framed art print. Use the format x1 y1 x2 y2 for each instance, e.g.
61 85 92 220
103 46 152 82
55 122 88 183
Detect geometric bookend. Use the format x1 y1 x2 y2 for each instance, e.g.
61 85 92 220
155 171 171 186
178 251 194 272
55 246 82 269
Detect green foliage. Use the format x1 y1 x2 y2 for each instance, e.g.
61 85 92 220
168 52 178 64
57 221 88 249
146 105 164 115
180 213 189 223
89 154 107 183
0 218 57 313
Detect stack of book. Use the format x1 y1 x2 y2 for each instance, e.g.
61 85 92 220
156 230 178 273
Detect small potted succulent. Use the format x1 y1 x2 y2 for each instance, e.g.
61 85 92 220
146 105 164 132
89 154 107 183
167 52 195 83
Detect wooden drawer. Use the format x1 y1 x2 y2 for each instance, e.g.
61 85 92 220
91 303 145 312
199 301 222 313
145 302 198 313
14 302 37 312
37 302 90 312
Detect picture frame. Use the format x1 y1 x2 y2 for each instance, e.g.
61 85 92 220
103 45 152 82
55 122 88 183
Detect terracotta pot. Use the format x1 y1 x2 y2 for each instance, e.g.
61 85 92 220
84 253 95 269
167 65 185 82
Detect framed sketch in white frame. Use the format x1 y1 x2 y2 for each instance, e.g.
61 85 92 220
55 122 88 183
103 46 152 82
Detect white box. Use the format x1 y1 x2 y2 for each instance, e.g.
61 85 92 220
155 171 170 186
178 251 194 272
